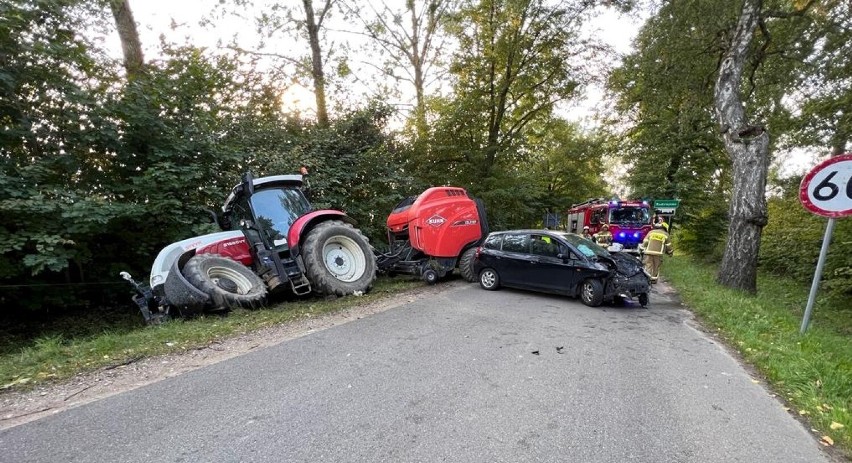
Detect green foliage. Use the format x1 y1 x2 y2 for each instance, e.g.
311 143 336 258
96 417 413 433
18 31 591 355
675 200 729 262
607 0 830 262
0 1 407 314
607 0 734 237
418 0 609 230
252 103 413 242
780 1 852 154
760 189 852 298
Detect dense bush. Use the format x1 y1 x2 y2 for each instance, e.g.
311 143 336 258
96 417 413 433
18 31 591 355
760 191 852 298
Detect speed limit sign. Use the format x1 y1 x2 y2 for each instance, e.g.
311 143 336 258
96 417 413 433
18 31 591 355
798 153 850 334
799 153 852 218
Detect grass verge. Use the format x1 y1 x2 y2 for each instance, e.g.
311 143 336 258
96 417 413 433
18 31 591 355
664 256 851 456
0 277 421 392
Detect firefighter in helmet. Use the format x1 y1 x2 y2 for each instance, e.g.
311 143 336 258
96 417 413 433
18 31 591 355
581 226 593 240
593 224 613 247
640 221 673 283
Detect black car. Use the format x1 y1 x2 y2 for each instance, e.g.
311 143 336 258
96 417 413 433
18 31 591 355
472 229 650 307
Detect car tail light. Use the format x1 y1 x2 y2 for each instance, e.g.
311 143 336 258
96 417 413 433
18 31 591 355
474 246 482 259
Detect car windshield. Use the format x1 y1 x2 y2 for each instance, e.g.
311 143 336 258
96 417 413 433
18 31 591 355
609 206 650 225
554 232 610 259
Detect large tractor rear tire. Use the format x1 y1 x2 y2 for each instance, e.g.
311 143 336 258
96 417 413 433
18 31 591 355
183 254 267 310
163 259 210 317
459 247 477 283
302 220 376 296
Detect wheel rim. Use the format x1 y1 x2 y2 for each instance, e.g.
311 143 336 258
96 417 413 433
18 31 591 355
481 270 496 288
582 282 595 301
206 266 254 294
322 235 367 282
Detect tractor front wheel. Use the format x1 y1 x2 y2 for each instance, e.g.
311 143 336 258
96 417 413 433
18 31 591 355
183 254 267 310
302 220 377 296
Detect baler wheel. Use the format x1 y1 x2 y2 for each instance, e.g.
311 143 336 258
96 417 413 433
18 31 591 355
302 220 377 296
459 247 477 283
423 269 439 285
183 254 267 310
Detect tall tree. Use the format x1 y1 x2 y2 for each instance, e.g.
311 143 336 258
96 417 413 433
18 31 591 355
108 0 145 79
607 0 732 259
343 0 455 138
713 0 768 291
431 0 594 182
302 0 333 126
714 0 816 292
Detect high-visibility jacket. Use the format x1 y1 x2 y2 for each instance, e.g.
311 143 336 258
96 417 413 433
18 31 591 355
594 231 613 246
641 229 672 256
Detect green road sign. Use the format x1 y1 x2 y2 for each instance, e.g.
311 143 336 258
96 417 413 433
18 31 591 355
654 199 681 209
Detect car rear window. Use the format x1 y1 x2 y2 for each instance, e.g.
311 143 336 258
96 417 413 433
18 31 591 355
483 234 502 250
482 235 503 251
502 233 529 253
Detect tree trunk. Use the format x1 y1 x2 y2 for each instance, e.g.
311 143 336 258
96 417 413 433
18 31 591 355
109 0 145 79
302 0 330 127
410 5 428 139
714 0 768 293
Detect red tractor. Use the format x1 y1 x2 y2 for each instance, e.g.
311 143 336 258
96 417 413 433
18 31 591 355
122 172 376 323
123 175 488 323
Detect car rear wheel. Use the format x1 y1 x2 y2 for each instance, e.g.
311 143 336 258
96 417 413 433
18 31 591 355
579 278 604 307
479 268 500 290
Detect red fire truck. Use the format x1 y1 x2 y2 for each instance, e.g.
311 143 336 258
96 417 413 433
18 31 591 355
566 198 653 253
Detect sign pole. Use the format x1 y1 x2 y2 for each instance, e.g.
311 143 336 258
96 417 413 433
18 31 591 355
800 218 836 334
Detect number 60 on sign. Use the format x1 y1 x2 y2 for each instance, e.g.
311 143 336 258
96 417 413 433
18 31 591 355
799 154 852 218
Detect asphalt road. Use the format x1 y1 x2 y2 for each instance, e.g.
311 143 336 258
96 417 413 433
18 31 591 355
0 282 832 463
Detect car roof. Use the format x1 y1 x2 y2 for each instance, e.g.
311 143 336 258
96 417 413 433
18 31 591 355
488 229 567 235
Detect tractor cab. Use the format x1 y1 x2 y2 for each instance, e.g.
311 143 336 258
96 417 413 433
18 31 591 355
219 173 314 295
222 173 310 251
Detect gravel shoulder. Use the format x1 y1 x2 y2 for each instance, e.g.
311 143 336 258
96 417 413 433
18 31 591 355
0 280 462 430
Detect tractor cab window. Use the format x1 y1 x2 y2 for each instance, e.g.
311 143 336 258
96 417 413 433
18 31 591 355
250 188 312 247
609 206 650 225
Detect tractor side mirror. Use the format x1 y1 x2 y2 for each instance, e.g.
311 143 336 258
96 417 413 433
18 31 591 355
204 208 223 230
